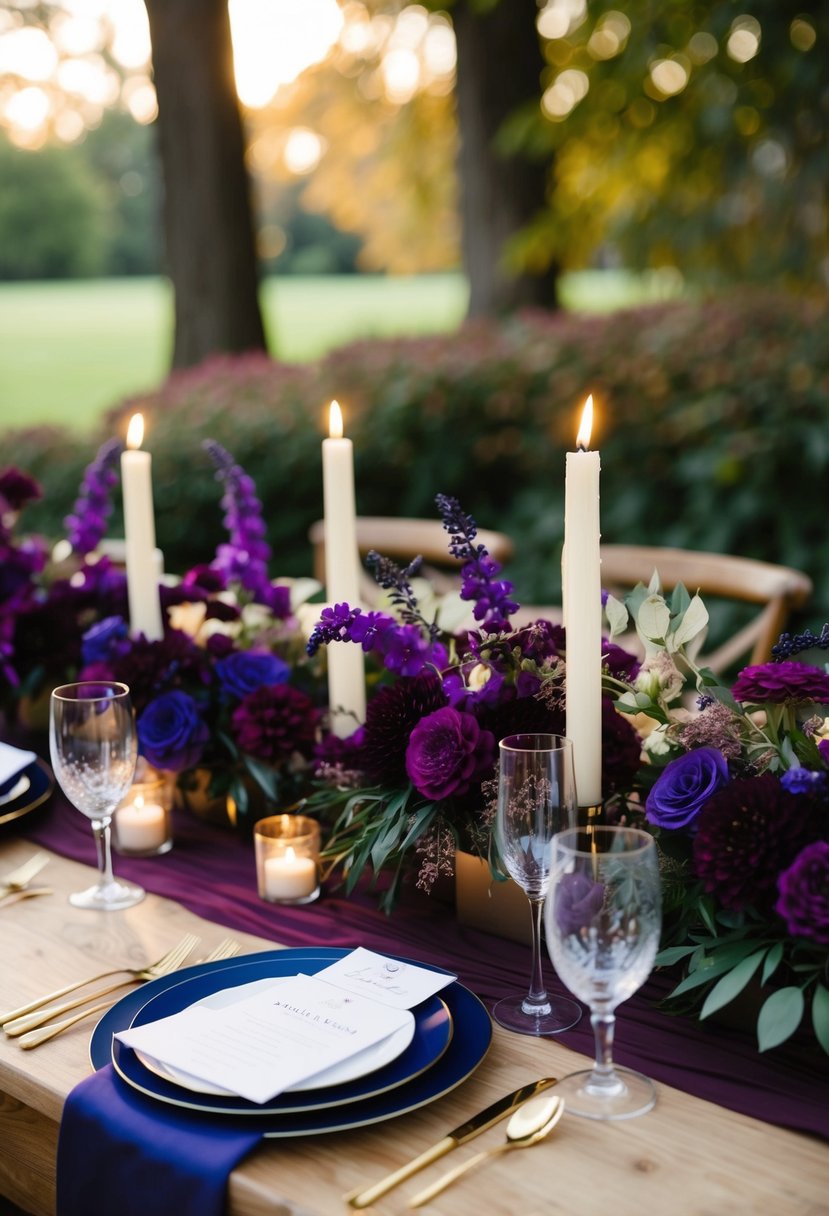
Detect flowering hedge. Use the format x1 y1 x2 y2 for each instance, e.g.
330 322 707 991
7 290 829 633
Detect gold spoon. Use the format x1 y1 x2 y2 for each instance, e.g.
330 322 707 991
408 1093 565 1208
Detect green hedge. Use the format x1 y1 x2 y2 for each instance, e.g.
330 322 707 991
11 289 829 634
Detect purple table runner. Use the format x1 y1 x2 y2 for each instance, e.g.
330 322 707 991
19 787 829 1142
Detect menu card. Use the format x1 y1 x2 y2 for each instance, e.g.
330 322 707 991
115 950 456 1105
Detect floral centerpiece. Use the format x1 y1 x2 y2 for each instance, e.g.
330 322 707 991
0 441 325 825
305 494 643 910
308 515 829 1058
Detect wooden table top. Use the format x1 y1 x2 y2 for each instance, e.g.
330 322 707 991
0 838 827 1216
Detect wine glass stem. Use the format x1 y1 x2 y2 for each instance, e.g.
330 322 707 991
524 897 550 1013
590 1008 617 1081
91 818 115 888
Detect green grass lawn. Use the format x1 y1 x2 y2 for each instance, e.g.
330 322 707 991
0 269 684 435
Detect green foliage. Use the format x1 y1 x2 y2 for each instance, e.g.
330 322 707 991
0 116 161 281
9 291 829 638
0 138 110 279
526 1 829 290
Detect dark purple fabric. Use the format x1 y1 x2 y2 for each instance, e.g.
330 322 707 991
20 787 829 1142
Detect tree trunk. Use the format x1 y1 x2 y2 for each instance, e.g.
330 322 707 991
453 0 559 316
143 0 266 368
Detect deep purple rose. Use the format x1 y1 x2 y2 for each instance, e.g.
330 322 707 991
215 650 290 700
775 841 829 945
405 707 495 801
137 691 209 772
645 747 730 830
554 872 605 937
731 661 829 705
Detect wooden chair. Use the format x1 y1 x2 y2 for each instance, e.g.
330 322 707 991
597 544 813 674
308 516 515 603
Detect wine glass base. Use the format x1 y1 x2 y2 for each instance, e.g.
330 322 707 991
555 1066 656 1120
492 993 582 1036
69 878 145 912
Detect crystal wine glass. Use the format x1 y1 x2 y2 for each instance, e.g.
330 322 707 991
49 681 145 911
492 733 582 1035
545 826 662 1119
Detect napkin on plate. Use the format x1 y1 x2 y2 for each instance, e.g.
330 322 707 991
57 1066 261 1216
0 741 36 789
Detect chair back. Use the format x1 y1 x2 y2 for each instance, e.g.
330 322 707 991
599 544 813 673
308 516 515 601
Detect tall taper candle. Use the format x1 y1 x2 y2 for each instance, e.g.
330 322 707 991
563 394 602 807
121 413 164 642
322 400 366 736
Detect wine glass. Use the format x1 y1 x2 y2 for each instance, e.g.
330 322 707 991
545 826 662 1119
492 733 582 1035
49 681 145 911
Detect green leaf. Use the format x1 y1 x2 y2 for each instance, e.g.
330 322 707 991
700 950 766 1019
757 987 804 1052
654 944 699 966
671 593 709 649
636 594 671 643
604 593 628 638
241 754 281 802
762 942 784 985
811 984 829 1056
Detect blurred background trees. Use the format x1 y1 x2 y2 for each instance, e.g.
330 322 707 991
1 1 826 316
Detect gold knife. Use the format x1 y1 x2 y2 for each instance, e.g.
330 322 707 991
346 1077 558 1209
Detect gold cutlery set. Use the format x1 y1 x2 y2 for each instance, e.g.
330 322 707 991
347 1076 563 1209
1 921 241 1048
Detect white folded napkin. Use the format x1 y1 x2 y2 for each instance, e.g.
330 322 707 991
0 742 36 788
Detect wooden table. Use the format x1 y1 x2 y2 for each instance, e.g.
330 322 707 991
1 839 827 1216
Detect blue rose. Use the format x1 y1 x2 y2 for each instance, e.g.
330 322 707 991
645 746 729 830
81 615 130 665
214 651 290 700
137 691 209 772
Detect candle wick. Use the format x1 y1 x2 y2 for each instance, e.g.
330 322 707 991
577 443 589 453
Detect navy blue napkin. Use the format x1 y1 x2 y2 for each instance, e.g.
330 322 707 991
57 1065 262 1216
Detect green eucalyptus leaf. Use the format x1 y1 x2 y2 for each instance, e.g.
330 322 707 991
604 593 629 638
811 984 829 1056
757 986 804 1052
671 593 709 649
636 594 671 643
699 950 766 1019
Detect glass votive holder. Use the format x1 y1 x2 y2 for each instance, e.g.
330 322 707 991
114 774 173 857
255 814 320 905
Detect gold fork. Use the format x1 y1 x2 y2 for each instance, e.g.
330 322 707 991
16 936 243 1049
0 851 50 894
1 933 201 1029
199 938 242 965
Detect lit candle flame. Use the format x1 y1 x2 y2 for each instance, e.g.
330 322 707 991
576 394 593 450
126 413 145 450
134 795 144 811
285 845 297 863
328 399 343 439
